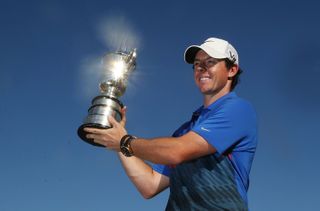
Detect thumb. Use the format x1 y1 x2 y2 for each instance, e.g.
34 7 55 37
108 115 119 128
120 106 127 127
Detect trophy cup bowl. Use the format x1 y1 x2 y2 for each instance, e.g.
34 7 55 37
78 49 137 147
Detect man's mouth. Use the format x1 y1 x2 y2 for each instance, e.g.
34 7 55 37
200 76 211 82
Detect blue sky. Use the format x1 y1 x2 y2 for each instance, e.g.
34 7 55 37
1 0 319 210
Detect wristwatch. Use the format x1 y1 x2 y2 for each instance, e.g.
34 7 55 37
120 134 136 157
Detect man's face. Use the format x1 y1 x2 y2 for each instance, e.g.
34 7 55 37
193 50 231 95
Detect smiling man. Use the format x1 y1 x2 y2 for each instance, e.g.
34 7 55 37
84 37 258 211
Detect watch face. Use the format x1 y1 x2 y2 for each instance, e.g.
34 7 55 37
121 146 132 157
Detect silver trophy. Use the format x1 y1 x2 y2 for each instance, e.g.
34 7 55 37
78 48 137 147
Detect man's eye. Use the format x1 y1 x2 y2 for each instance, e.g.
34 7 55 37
193 62 200 66
206 60 217 66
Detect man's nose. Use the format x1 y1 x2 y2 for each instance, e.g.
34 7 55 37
197 64 207 72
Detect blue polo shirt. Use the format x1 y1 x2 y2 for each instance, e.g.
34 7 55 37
153 92 258 210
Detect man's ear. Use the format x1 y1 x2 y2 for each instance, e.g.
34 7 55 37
228 65 239 80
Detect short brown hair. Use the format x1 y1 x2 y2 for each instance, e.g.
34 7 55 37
224 59 243 91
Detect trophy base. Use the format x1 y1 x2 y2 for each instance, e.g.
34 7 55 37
77 123 111 147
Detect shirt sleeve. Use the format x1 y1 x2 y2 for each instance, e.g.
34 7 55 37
152 163 171 177
192 100 256 155
150 120 192 177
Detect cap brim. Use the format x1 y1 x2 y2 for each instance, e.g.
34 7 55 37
184 45 226 64
184 45 202 64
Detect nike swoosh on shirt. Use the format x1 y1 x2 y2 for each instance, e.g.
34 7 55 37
201 127 211 132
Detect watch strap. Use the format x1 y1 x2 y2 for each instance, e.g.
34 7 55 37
120 134 136 157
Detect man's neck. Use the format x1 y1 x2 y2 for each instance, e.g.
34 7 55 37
203 88 231 107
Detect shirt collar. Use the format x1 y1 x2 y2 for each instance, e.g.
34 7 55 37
194 92 237 114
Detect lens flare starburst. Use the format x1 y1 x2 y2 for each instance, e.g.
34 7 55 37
110 60 126 80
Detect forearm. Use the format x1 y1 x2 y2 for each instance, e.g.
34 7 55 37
130 137 185 165
117 152 169 199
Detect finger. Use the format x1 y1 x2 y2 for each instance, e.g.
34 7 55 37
86 133 100 140
83 127 96 132
86 133 107 146
83 127 106 134
120 106 127 127
92 138 107 147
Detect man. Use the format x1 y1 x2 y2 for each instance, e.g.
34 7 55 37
84 37 258 210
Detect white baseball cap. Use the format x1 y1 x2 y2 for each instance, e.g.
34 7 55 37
184 37 239 65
